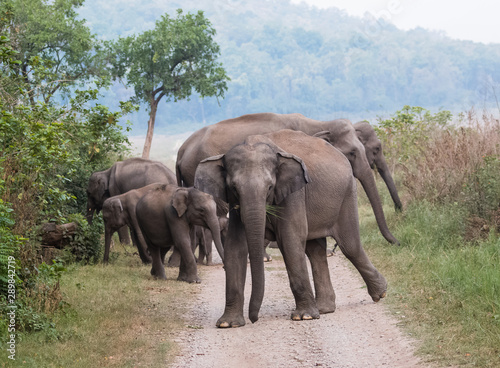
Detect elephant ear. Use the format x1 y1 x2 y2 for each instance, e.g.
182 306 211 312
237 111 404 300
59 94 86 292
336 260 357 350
313 130 332 144
194 154 227 202
110 197 123 213
354 127 368 145
275 152 310 204
172 189 189 217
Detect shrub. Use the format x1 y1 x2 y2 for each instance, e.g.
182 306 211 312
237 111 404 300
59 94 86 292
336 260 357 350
376 107 500 230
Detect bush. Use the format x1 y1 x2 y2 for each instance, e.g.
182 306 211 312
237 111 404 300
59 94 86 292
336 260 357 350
64 215 104 264
376 107 500 231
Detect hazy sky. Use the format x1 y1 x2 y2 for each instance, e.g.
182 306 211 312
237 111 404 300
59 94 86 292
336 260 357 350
291 0 500 44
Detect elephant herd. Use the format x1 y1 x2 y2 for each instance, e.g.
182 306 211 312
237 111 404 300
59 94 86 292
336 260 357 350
86 112 402 328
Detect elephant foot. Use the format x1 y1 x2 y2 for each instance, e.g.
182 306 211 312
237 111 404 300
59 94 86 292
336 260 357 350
367 275 388 302
264 253 272 262
316 299 336 314
216 313 246 328
150 266 167 280
290 306 320 321
177 274 201 283
326 248 334 257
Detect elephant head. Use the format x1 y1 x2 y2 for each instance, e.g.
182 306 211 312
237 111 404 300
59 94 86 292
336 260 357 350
354 121 403 212
194 137 309 322
313 119 399 245
172 187 224 262
86 170 111 225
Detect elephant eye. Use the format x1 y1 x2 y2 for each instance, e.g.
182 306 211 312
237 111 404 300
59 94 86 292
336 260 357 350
349 150 356 158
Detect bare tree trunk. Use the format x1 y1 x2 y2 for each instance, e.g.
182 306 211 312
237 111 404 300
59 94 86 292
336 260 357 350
142 100 158 159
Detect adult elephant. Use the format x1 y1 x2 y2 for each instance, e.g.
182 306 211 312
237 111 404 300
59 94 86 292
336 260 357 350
136 184 224 283
195 130 387 327
86 157 177 251
354 121 403 211
177 113 399 245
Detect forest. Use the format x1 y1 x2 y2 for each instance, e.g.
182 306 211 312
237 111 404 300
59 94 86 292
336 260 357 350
77 0 500 134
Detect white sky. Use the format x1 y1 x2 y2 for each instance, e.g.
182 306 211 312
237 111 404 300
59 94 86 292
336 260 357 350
291 0 500 44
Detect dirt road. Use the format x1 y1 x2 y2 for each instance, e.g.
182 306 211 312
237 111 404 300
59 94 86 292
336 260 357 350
168 249 428 368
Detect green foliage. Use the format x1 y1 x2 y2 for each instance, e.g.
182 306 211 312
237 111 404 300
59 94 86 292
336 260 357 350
374 105 452 167
1 0 111 104
108 8 229 155
0 26 133 343
64 215 104 264
110 9 228 105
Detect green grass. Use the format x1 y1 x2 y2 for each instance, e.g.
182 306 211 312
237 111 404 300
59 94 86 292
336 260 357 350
1 245 194 367
358 182 500 367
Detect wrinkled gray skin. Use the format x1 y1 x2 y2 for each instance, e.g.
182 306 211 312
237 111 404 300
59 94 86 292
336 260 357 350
354 121 403 212
136 185 224 283
192 217 228 266
101 183 164 264
86 158 177 260
177 113 399 245
195 130 387 327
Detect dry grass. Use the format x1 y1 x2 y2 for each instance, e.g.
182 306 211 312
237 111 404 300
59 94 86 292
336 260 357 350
402 110 500 205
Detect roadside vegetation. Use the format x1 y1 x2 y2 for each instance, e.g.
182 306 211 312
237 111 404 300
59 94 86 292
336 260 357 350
359 106 500 367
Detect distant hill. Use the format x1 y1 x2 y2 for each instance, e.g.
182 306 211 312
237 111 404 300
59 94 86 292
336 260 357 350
79 0 500 134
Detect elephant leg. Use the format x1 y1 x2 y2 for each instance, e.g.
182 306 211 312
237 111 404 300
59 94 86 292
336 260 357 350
263 240 272 262
217 214 248 328
305 238 336 314
118 225 131 245
131 229 152 264
274 203 319 321
167 248 181 267
176 238 200 284
334 192 387 302
150 245 166 280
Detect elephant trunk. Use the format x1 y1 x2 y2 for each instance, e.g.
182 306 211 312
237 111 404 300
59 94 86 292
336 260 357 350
375 154 403 212
207 215 224 262
240 202 266 323
357 167 400 245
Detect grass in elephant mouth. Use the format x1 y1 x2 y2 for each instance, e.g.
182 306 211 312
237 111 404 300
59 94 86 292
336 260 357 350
357 180 500 368
14 242 195 367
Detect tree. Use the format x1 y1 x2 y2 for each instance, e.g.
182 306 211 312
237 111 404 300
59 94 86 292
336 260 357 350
0 0 110 106
110 9 229 158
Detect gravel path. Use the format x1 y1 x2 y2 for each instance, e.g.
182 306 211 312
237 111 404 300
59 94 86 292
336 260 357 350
168 250 429 368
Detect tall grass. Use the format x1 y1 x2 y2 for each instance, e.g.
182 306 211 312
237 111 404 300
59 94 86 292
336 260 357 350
361 107 500 367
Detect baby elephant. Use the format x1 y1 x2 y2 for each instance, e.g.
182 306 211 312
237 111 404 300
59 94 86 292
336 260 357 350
136 184 224 283
101 183 164 264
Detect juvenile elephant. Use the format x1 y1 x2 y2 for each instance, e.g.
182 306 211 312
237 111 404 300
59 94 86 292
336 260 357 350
192 216 228 265
86 157 176 250
101 183 164 264
195 129 387 327
136 184 224 283
354 121 403 211
177 113 399 245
